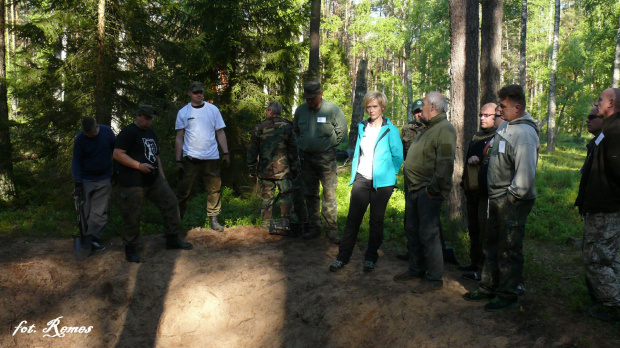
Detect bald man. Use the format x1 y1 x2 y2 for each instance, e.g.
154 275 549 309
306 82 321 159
459 102 499 282
581 89 620 322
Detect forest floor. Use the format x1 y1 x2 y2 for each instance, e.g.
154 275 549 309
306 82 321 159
1 226 619 348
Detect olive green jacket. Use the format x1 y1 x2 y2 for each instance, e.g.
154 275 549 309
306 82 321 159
293 100 348 153
403 112 457 199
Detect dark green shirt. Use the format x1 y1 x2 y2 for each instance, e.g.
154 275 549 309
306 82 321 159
293 99 348 153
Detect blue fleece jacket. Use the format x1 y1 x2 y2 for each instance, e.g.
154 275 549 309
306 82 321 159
349 117 403 188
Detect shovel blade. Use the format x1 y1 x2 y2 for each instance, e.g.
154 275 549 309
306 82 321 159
73 235 92 259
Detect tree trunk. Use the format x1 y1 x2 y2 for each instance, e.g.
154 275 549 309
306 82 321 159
447 0 478 221
0 1 16 202
613 13 620 88
546 0 560 153
519 0 527 88
480 0 502 105
348 59 367 153
405 41 413 122
95 0 109 125
308 0 321 80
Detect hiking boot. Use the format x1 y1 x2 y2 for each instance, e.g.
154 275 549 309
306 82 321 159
326 230 341 244
463 290 495 302
165 236 193 250
584 303 620 322
289 222 305 238
484 297 518 312
457 263 477 272
393 271 425 282
396 252 409 261
303 228 320 240
329 260 347 272
125 245 142 263
210 216 224 232
412 279 443 294
91 237 106 251
363 260 375 272
462 272 481 282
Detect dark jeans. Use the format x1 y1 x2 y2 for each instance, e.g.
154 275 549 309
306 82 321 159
119 177 181 246
406 188 444 281
465 190 483 268
337 174 394 263
176 158 222 218
479 195 535 299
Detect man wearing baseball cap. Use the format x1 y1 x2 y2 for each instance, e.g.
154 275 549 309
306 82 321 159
114 104 192 262
293 81 348 243
175 81 229 232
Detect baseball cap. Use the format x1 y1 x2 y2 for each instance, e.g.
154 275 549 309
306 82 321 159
412 98 424 112
188 81 205 93
303 81 322 99
135 104 159 118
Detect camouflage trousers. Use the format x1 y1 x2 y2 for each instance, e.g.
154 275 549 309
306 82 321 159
292 175 307 223
259 178 294 223
118 177 181 246
301 149 338 233
479 195 535 299
583 211 620 307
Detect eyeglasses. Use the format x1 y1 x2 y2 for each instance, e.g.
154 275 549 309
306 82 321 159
191 90 204 95
587 114 599 120
479 113 495 118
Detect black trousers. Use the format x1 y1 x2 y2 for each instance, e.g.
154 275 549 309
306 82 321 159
337 173 394 263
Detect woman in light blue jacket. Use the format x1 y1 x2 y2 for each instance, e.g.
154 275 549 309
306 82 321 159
330 91 403 272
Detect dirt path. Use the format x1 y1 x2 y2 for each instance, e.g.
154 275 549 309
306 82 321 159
1 227 618 347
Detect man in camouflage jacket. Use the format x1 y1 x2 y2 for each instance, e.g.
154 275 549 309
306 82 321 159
247 101 300 228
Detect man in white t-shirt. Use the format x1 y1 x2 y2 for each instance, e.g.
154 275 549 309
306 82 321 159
175 81 230 231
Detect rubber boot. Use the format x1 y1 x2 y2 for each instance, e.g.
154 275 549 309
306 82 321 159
210 216 224 232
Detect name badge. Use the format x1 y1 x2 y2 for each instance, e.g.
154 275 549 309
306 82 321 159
498 140 506 154
595 133 605 146
317 117 327 123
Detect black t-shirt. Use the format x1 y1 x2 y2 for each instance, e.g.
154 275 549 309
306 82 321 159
115 123 160 187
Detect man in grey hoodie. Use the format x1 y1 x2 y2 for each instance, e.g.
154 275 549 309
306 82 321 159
463 84 539 312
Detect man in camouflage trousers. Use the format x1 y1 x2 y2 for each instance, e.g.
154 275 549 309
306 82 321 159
247 101 300 231
293 81 348 243
580 88 620 322
463 85 539 312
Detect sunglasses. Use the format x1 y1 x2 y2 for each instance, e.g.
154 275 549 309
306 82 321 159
587 114 599 120
191 90 204 95
479 113 495 118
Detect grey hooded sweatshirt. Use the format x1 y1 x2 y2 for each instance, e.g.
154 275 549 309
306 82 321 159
487 112 540 200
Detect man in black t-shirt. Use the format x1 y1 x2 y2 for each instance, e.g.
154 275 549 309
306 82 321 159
113 105 192 263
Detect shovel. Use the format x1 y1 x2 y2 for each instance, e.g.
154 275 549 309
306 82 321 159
72 189 92 259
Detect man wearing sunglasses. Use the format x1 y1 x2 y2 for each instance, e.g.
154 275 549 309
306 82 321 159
458 102 498 282
175 81 229 232
580 89 620 322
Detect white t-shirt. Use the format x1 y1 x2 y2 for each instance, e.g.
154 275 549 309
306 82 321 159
356 125 381 180
175 102 226 160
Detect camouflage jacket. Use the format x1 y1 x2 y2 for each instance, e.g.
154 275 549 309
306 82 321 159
247 116 300 180
400 121 424 157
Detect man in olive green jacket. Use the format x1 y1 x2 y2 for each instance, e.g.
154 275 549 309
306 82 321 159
393 92 456 294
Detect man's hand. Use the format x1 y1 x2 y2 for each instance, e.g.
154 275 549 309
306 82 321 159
467 156 480 165
137 163 155 174
74 181 83 197
425 187 435 199
222 153 230 168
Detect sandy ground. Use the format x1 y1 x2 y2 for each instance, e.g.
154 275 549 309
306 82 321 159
1 226 619 348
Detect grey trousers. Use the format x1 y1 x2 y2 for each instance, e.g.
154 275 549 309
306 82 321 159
82 178 112 240
118 177 181 246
